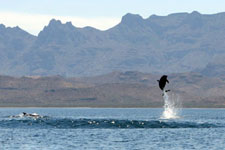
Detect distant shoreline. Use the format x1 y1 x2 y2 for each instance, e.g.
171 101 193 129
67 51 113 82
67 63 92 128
0 72 225 108
0 106 225 109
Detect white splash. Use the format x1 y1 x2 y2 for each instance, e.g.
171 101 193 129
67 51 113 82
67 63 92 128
161 90 182 119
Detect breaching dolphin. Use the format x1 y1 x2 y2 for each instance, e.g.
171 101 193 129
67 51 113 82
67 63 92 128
157 75 170 94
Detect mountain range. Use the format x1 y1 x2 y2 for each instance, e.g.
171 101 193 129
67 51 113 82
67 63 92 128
1 11 225 77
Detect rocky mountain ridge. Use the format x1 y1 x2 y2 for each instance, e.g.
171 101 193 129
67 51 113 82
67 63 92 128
1 11 225 76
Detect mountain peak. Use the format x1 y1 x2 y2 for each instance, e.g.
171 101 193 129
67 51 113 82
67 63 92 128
48 19 63 27
46 19 76 30
65 21 72 26
0 24 6 29
65 21 75 29
190 11 201 16
121 13 144 24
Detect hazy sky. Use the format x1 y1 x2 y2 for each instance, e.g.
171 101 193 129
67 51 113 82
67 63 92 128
1 0 225 35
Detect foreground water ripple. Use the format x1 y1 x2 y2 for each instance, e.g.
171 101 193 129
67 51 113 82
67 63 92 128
0 118 222 129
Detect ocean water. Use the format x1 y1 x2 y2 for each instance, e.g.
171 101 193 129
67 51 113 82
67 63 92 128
0 108 225 150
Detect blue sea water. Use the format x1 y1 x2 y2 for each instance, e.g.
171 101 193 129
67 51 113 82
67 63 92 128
0 108 225 150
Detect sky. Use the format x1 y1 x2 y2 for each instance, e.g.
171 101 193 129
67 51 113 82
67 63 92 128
1 0 225 35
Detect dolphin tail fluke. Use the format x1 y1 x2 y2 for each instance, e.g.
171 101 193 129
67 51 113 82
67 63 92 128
165 90 170 92
162 90 170 96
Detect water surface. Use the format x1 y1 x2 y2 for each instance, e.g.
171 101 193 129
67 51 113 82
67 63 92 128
0 108 225 149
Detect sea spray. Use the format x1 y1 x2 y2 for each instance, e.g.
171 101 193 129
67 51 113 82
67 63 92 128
161 90 182 119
